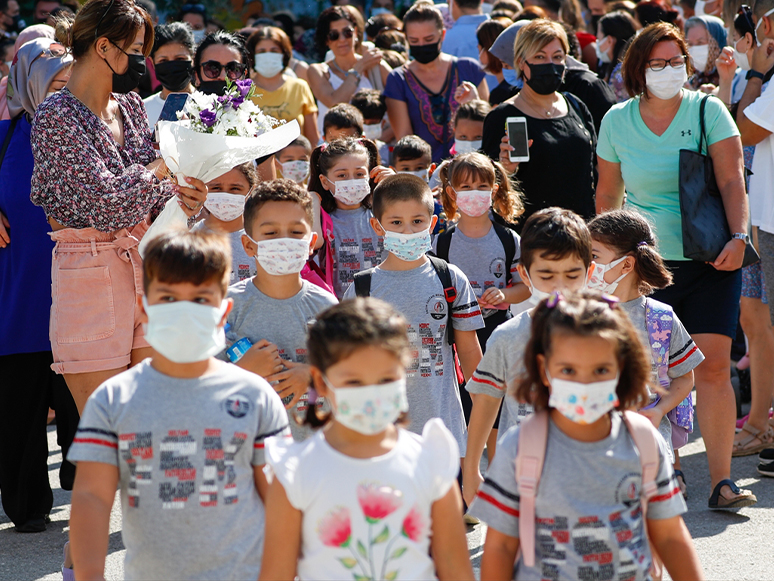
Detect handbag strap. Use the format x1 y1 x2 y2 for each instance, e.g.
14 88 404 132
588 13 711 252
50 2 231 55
0 115 20 174
698 94 709 156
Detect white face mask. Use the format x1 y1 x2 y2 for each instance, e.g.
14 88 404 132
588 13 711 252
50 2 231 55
381 225 432 261
325 377 409 435
248 235 310 275
756 8 774 46
204 192 246 222
253 52 284 77
329 177 371 206
143 297 227 363
586 256 628 294
455 189 492 217
547 371 620 424
280 160 310 183
192 29 207 44
688 44 709 73
596 36 612 64
454 139 482 154
398 169 429 183
645 65 687 100
733 38 751 70
363 123 383 141
524 271 553 307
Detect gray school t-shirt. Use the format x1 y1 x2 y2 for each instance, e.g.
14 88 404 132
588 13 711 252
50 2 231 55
469 413 686 581
431 225 521 318
67 360 290 581
223 279 338 441
343 259 485 455
330 207 385 299
467 310 533 434
192 221 256 284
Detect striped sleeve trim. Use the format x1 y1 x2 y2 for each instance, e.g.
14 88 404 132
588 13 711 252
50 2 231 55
483 478 520 502
73 437 118 449
476 490 520 517
453 309 483 319
471 371 506 390
650 486 681 503
669 344 698 368
254 424 290 442
73 427 118 448
452 301 479 312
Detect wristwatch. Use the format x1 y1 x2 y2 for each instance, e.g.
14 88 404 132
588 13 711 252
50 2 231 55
732 232 750 244
746 70 765 81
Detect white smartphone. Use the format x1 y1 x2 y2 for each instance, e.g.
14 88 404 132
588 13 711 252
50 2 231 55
506 116 530 163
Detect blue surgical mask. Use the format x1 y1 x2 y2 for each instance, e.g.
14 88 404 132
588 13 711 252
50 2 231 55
502 67 522 88
381 225 432 261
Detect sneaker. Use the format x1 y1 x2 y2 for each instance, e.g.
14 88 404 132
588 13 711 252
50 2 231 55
758 459 774 477
759 448 774 461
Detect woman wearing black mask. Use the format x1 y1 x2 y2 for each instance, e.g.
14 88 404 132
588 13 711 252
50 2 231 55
482 18 597 226
193 30 249 97
143 22 195 129
29 0 208 421
385 1 488 163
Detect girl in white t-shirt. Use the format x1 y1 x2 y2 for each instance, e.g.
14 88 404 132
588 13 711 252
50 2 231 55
259 298 474 581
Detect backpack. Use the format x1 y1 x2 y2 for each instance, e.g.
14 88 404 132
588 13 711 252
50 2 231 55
516 409 664 581
644 298 694 449
306 207 336 294
432 221 517 287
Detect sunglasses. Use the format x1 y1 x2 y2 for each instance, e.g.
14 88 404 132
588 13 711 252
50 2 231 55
201 60 247 80
328 26 355 42
181 3 206 14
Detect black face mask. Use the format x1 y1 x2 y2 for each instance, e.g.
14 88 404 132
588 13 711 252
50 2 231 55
524 62 565 95
409 39 442 64
197 80 228 96
104 43 146 94
8 14 25 33
154 60 193 92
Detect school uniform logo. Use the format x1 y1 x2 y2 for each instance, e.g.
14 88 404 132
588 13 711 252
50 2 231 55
222 394 251 418
426 294 448 320
614 472 642 507
490 258 506 279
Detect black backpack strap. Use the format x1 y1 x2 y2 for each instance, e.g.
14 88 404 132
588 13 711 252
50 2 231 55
0 115 20 174
352 268 374 298
491 222 516 286
432 225 455 262
427 255 457 345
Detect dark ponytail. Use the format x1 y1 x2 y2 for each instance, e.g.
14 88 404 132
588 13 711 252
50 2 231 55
588 209 673 295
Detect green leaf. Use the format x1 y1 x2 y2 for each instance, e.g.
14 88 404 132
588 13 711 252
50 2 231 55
390 547 408 559
385 570 399 580
357 539 368 559
338 557 358 569
373 525 390 544
353 575 371 581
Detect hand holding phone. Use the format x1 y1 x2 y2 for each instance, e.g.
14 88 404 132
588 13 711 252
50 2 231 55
506 116 529 163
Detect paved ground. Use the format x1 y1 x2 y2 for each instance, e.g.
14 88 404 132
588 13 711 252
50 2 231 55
1 420 772 580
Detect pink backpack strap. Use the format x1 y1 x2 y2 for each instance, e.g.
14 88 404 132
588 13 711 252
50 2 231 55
621 410 664 581
515 409 549 568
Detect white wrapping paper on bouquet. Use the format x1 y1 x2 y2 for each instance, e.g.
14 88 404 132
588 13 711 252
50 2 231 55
138 118 301 257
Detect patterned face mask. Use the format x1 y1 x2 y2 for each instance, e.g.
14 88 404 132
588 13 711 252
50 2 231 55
330 177 372 206
281 160 310 183
586 256 628 294
204 192 246 222
547 372 620 424
247 235 310 275
455 189 492 217
381 225 432 261
324 376 409 435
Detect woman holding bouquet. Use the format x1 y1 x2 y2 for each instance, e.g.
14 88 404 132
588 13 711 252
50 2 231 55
29 0 208 414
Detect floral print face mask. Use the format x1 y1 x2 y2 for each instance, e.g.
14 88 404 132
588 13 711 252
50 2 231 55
247 235 310 275
455 189 492 217
547 372 620 424
381 226 432 262
324 377 409 435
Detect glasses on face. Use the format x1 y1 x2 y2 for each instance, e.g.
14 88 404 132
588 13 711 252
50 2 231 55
328 26 355 42
646 55 687 71
201 60 247 80
181 3 206 14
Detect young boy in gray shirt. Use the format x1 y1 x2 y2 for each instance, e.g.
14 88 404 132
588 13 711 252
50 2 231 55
223 180 338 440
343 173 485 455
67 230 290 581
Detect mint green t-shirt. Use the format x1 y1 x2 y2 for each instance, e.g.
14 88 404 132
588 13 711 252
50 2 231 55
597 90 739 261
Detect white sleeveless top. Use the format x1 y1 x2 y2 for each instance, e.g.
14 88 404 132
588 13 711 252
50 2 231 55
316 62 373 139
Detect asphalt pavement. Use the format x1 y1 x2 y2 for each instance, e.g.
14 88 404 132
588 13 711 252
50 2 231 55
1 420 773 580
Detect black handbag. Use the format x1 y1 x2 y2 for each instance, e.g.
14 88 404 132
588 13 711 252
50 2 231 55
678 94 759 267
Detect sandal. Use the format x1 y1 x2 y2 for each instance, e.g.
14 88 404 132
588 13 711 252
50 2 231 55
62 541 74 581
732 423 774 457
674 469 688 500
708 479 757 510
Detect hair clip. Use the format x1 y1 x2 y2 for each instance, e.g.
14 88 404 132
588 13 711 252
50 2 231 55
546 291 563 309
637 241 649 248
600 294 620 308
307 387 318 405
320 143 327 152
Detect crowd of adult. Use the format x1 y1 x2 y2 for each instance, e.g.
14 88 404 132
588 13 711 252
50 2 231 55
1 0 774 536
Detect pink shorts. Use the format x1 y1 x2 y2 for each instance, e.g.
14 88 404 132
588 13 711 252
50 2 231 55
50 221 150 375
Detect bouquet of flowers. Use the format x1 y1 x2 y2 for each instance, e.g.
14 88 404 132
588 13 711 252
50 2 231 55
139 80 300 256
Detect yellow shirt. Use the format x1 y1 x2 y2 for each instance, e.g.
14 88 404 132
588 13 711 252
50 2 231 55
251 77 317 130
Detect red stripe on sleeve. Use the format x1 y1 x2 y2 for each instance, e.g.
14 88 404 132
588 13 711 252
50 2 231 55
254 442 265 449
471 375 505 390
476 490 520 517
669 345 698 368
650 486 681 503
453 310 483 319
73 438 118 449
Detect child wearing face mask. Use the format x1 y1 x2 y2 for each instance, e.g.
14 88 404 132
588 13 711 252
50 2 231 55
342 173 485 464
308 137 393 298
351 88 392 163
276 136 313 185
462 208 595 507
259 298 475 581
67 230 291 581
192 163 259 284
588 210 705 499
222 180 338 441
451 99 491 155
470 291 703 581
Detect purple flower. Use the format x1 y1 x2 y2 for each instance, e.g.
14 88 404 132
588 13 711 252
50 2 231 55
235 79 252 99
230 95 245 109
199 109 217 127
217 95 229 105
